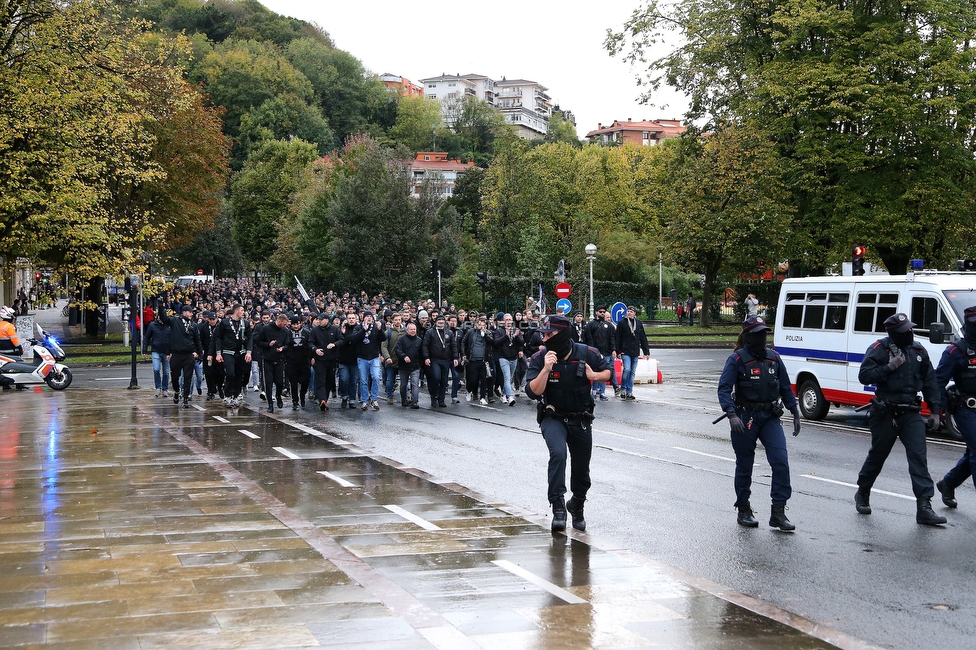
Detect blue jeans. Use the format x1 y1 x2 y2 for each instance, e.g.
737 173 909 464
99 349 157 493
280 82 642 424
499 358 517 398
358 357 382 403
943 407 976 490
338 363 359 402
731 411 791 507
151 352 169 390
450 365 460 398
193 360 203 391
621 354 639 394
384 364 398 397
427 360 451 404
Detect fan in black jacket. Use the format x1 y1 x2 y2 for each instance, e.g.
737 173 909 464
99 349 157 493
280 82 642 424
158 304 203 408
284 315 312 409
212 304 252 407
253 312 293 412
309 314 342 410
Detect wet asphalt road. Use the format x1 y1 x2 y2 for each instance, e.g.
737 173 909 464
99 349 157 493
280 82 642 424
71 352 976 650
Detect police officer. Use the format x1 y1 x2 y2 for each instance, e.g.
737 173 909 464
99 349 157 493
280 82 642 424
526 314 612 532
717 316 800 531
855 312 946 526
933 306 976 508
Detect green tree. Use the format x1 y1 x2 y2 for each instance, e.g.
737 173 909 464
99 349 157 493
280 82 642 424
237 93 334 159
389 94 442 152
442 94 510 166
543 111 582 147
607 0 976 274
168 204 245 277
230 138 319 272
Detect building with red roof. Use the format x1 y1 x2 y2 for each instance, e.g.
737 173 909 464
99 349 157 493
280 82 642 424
585 118 686 146
410 152 477 198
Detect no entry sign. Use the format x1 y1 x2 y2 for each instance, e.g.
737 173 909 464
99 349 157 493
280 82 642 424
554 283 571 299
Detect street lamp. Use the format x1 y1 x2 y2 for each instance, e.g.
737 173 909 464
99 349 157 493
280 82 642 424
585 243 597 320
657 246 664 313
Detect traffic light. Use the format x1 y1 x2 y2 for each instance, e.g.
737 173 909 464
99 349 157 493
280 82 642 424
852 245 866 276
476 271 488 287
958 259 976 271
429 258 439 279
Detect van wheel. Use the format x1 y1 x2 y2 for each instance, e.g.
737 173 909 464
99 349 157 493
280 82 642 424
798 380 829 420
944 411 964 442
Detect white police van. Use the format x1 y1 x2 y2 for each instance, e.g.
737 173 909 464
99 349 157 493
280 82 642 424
773 271 976 426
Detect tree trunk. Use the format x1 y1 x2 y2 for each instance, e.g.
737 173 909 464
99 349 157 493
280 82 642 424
83 276 104 338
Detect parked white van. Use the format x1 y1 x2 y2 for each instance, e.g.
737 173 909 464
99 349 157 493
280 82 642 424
773 272 976 426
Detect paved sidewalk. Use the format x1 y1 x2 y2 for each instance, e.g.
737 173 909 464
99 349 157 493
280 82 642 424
0 390 878 649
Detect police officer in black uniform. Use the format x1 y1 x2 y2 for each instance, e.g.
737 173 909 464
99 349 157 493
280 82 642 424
855 312 946 525
525 314 611 532
717 316 800 530
933 306 976 508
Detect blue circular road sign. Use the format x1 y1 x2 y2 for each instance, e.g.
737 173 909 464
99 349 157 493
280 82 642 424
610 302 627 324
555 298 572 314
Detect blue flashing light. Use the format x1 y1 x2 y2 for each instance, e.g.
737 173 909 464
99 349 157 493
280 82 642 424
910 259 924 271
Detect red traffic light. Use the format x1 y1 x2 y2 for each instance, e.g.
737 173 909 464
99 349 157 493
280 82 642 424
853 245 866 257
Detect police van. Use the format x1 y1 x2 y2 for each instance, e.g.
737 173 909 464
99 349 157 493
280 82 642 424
773 271 976 427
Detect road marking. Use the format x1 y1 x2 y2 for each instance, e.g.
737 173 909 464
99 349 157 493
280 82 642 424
238 429 259 439
94 377 131 381
318 471 356 488
191 404 205 412
594 428 644 441
213 416 230 423
383 504 440 530
492 560 588 605
799 474 914 500
282 420 357 446
673 446 738 463
272 446 301 460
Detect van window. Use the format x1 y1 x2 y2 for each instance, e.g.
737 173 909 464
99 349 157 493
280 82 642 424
910 296 951 334
782 292 849 330
854 293 899 333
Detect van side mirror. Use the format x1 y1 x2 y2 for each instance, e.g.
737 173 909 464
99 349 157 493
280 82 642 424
928 322 946 345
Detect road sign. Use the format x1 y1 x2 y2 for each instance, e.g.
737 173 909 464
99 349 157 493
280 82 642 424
610 302 627 324
554 282 572 299
555 298 572 314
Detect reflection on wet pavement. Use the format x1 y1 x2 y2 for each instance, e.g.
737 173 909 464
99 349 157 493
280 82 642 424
0 391 871 648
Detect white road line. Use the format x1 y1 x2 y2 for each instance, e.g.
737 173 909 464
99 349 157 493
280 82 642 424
191 404 205 412
94 377 131 381
238 429 259 439
317 471 356 488
492 560 588 605
799 474 914 500
272 446 301 460
594 428 645 441
673 446 738 463
383 504 441 531
283 420 356 446
213 416 230 424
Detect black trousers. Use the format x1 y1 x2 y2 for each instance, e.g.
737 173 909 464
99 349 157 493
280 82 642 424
169 352 196 402
204 358 224 397
858 408 934 499
222 352 248 399
262 359 284 403
313 360 337 402
285 362 310 405
541 416 593 503
465 360 490 400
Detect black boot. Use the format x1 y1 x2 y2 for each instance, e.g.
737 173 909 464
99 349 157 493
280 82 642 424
769 504 795 531
736 503 758 527
937 480 958 508
267 402 274 414
550 497 567 532
173 393 180 404
917 498 947 526
855 488 872 514
566 497 586 531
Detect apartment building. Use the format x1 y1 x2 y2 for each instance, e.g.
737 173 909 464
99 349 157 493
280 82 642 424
585 119 686 146
378 73 424 97
493 78 552 139
409 152 477 198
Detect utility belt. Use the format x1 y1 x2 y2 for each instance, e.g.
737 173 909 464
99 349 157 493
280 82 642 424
946 386 976 411
537 402 595 425
736 400 784 417
873 397 921 415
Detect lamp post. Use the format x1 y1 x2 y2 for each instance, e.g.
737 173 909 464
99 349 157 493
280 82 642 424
657 246 664 312
585 243 597 320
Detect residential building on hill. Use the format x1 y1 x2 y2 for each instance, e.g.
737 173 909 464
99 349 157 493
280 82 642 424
585 119 686 146
494 78 552 139
378 73 424 96
409 152 477 198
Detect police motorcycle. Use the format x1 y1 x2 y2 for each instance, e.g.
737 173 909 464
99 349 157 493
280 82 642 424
0 323 72 390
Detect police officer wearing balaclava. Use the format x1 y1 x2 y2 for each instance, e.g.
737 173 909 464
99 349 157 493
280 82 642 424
855 312 945 525
717 316 800 531
525 315 611 533
933 306 976 509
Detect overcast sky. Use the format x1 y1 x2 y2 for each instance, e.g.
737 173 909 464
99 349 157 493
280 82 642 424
259 0 690 137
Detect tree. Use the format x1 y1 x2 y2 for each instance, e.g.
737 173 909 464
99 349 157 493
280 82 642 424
543 111 582 148
168 204 245 277
442 94 510 166
656 126 792 326
237 93 334 160
607 0 976 274
230 138 319 272
389 94 441 152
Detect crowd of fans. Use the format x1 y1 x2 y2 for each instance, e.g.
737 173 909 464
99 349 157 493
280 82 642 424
138 278 644 413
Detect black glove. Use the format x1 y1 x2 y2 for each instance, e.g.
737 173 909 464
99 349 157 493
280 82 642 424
926 413 941 432
792 408 801 437
887 348 905 371
728 412 745 434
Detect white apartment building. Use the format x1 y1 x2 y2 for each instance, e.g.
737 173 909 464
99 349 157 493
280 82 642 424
493 78 552 139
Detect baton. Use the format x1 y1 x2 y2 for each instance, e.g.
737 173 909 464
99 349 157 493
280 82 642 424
854 402 873 412
712 412 729 425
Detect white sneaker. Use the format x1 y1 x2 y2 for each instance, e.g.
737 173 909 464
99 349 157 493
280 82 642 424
509 397 516 407
466 393 472 402
480 398 488 405
252 385 259 392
